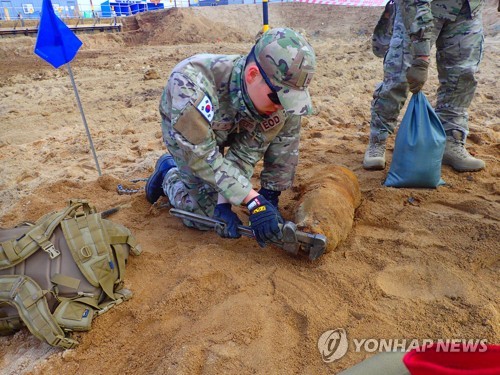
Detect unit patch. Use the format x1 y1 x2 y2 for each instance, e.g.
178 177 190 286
212 122 233 131
260 111 284 132
174 104 210 145
237 118 256 132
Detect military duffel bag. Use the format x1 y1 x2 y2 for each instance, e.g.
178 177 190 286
0 199 141 349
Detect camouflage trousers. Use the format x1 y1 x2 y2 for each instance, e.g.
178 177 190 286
370 2 484 141
161 160 218 231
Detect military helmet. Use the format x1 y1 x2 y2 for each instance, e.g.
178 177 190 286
251 27 316 116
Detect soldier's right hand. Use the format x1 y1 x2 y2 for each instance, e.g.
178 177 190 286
213 203 242 239
406 58 429 93
247 195 283 248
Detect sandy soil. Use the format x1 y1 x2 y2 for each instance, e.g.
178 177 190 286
0 2 499 374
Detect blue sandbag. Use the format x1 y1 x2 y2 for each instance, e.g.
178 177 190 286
384 92 446 188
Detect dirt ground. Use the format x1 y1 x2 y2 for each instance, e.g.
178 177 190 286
0 2 499 374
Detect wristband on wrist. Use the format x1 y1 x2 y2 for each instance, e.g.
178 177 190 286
247 196 262 212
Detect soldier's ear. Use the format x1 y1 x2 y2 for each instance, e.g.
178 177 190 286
244 64 261 84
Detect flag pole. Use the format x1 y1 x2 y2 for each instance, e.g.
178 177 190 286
262 0 269 32
35 0 102 177
66 62 102 176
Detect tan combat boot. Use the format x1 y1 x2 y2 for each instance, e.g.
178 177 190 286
363 138 386 170
442 130 485 172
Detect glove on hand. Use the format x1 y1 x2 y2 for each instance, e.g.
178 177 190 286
247 195 283 248
213 203 242 239
406 58 429 93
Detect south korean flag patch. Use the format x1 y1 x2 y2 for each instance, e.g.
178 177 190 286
196 95 215 123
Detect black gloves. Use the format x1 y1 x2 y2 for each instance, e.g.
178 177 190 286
213 203 242 239
247 195 283 248
406 58 429 93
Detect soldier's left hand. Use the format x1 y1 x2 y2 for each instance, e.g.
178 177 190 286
406 58 429 93
213 203 242 238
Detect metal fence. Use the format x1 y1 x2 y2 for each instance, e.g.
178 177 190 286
0 0 294 21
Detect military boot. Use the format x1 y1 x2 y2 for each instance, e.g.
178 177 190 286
442 130 485 172
363 138 387 170
145 154 177 204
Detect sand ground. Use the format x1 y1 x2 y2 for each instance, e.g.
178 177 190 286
0 2 499 374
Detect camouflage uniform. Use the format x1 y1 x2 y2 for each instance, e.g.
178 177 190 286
370 0 484 141
159 29 315 228
370 0 411 141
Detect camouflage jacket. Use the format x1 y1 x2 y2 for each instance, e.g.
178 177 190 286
403 0 484 56
160 54 301 206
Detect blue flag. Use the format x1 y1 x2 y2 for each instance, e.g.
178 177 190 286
34 0 82 68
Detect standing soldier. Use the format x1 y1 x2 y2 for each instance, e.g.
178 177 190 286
364 0 485 172
145 28 316 247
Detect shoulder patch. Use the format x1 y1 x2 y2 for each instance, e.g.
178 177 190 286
196 95 215 122
174 103 210 145
260 111 284 132
212 121 233 131
237 118 257 132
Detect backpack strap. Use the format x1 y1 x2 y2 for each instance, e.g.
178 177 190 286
104 220 142 283
52 288 133 332
51 273 82 290
96 288 133 316
0 275 79 349
0 302 23 335
0 315 23 334
107 223 142 256
60 212 117 300
0 200 95 270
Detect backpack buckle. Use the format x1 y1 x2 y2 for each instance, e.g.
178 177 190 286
53 335 79 349
42 242 60 259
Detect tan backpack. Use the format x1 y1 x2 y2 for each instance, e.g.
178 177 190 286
0 199 141 349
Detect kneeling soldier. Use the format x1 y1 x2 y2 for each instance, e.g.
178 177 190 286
146 28 316 248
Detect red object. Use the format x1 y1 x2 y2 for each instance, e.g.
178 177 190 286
403 343 500 375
